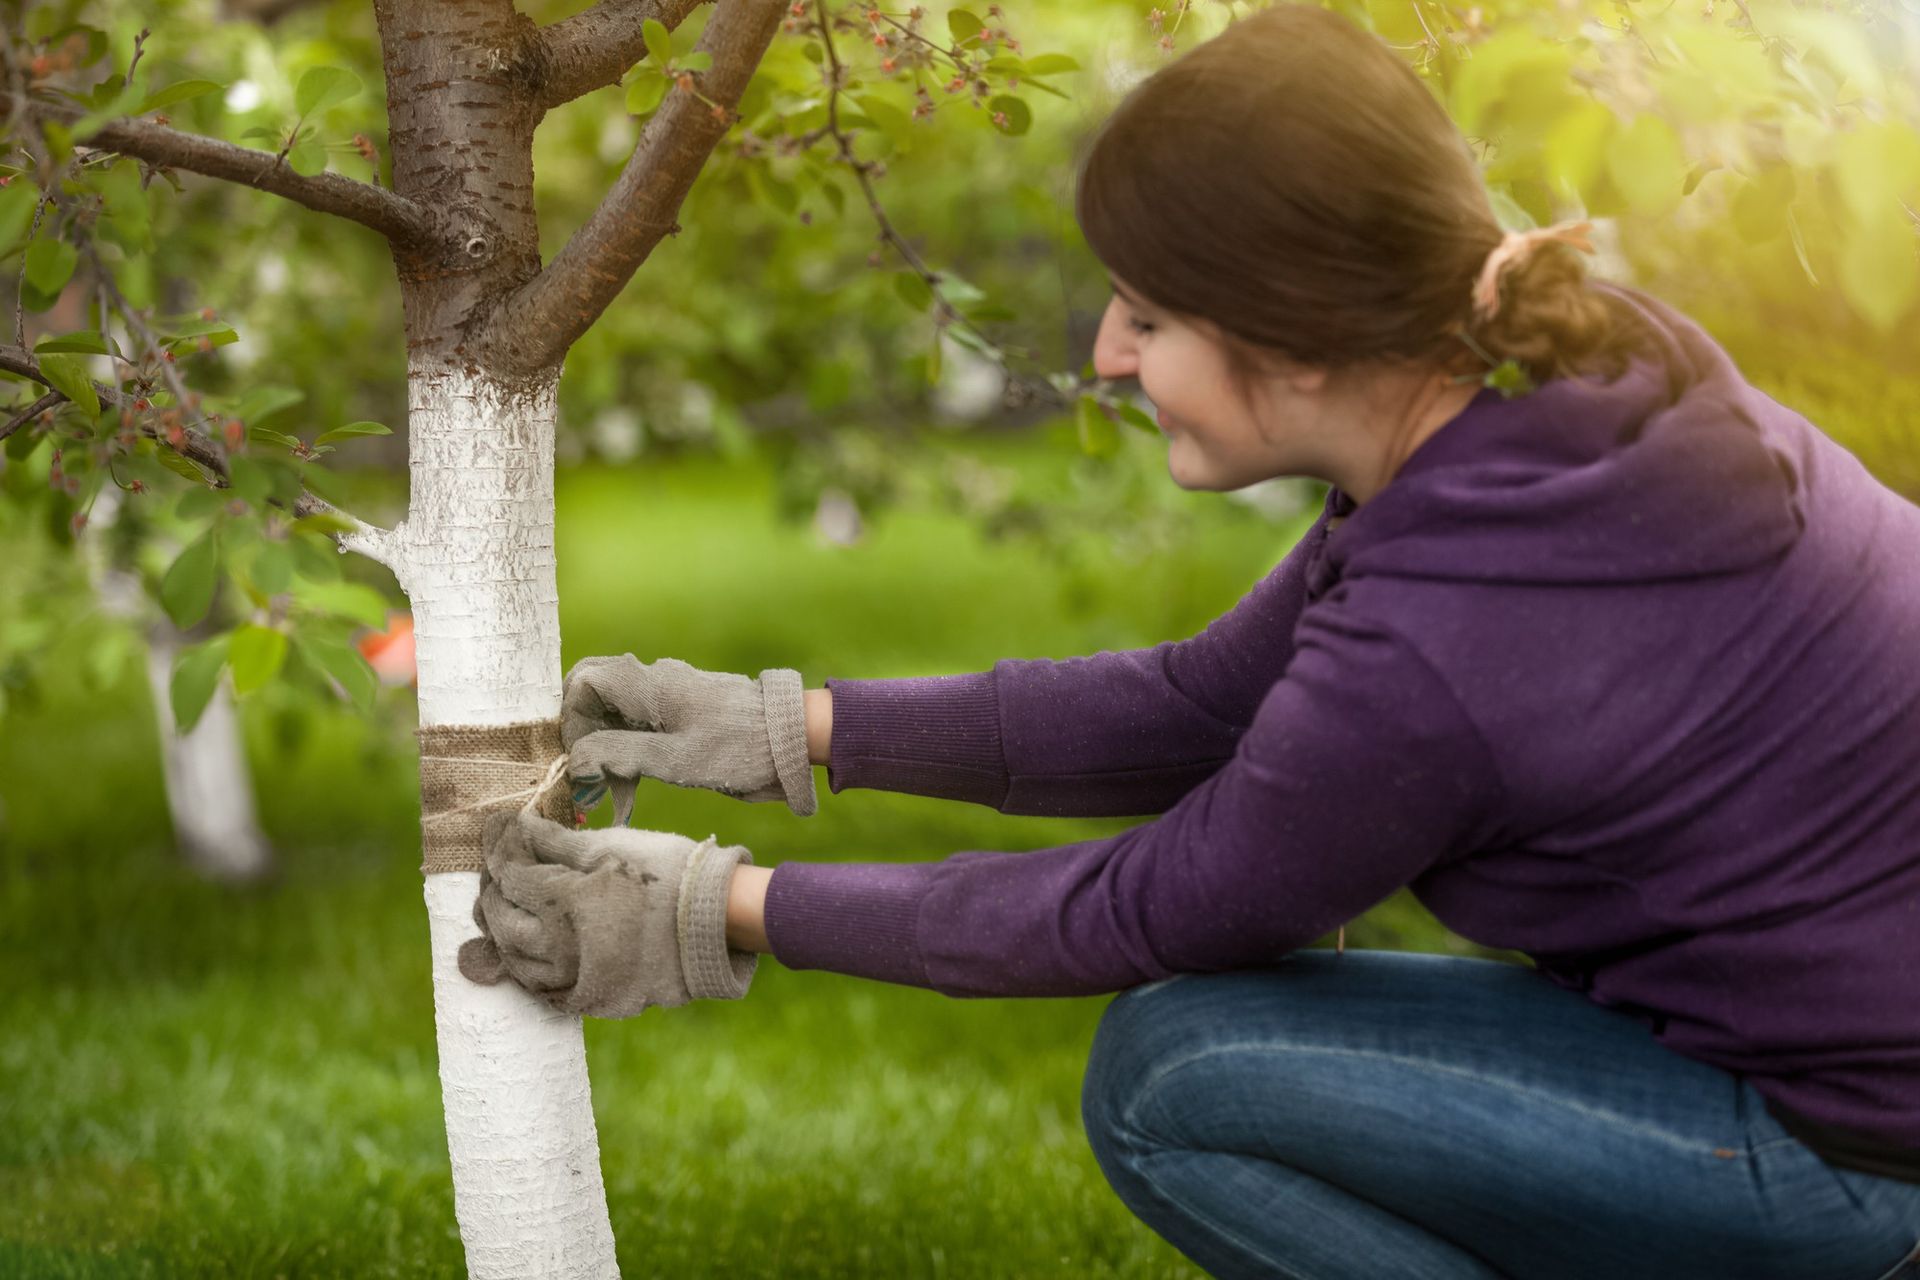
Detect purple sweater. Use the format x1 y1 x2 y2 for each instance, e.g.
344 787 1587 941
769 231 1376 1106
763 286 1920 1158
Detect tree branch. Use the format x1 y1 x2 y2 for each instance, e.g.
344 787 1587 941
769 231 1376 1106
533 0 713 111
8 100 445 247
477 0 783 377
0 389 60 443
0 343 388 533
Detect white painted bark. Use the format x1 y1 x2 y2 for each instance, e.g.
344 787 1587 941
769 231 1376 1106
396 366 619 1279
86 487 274 883
142 633 276 882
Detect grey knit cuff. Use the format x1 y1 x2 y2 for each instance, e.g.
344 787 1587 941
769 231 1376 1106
677 838 758 1001
759 667 818 817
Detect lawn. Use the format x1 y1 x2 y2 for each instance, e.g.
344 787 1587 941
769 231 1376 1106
0 435 1477 1278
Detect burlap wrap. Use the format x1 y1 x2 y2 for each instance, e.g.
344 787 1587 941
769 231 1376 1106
416 719 577 874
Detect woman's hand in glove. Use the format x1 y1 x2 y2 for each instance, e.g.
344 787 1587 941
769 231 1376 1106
456 809 757 1019
562 654 816 825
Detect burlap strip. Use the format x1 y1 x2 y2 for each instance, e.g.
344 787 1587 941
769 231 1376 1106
417 719 577 874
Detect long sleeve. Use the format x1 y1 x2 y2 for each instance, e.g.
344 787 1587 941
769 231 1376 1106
823 504 1334 817
766 602 1504 996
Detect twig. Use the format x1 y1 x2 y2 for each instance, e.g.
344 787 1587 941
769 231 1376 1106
0 389 60 442
813 0 1066 407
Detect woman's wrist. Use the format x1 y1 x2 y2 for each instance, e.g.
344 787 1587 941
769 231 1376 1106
804 686 833 766
725 862 775 955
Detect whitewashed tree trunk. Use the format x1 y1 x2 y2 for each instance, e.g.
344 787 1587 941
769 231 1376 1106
142 633 276 882
86 486 275 884
372 366 618 1279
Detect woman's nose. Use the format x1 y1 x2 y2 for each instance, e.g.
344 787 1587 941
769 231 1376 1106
1092 299 1138 381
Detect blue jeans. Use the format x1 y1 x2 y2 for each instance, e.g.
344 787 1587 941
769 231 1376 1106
1081 950 1920 1280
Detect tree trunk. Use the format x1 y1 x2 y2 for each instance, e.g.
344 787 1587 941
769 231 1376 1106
142 631 276 883
394 365 618 1278
86 486 275 884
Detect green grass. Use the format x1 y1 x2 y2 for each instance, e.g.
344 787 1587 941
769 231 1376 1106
0 442 1474 1277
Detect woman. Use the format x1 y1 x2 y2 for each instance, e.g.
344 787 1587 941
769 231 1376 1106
458 7 1920 1276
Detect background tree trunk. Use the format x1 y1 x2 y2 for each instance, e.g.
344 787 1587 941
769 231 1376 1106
142 633 277 883
86 487 276 884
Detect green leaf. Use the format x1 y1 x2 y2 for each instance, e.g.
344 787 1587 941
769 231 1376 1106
294 66 361 118
92 158 152 254
292 511 358 537
251 541 294 595
70 76 143 140
158 316 233 340
643 18 673 67
1731 169 1796 244
987 95 1030 137
288 532 343 582
1076 396 1119 458
287 134 327 177
228 624 288 694
24 239 77 295
1022 53 1079 76
176 485 226 521
1837 205 1919 331
298 462 347 503
5 420 45 460
626 72 668 117
227 457 273 505
0 181 39 253
89 73 126 110
680 51 712 73
247 425 302 451
139 79 224 114
1833 124 1920 226
745 165 798 215
1112 401 1160 436
1605 115 1686 217
295 633 377 711
854 93 914 149
946 322 1001 362
34 329 109 355
161 531 220 629
1483 359 1535 398
296 580 392 629
164 327 238 356
1543 100 1613 202
894 271 934 310
35 353 98 421
948 9 984 43
234 384 305 425
314 420 391 445
170 635 229 734
154 447 208 483
82 625 134 694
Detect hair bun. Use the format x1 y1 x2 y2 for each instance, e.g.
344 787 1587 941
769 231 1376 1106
1466 242 1623 382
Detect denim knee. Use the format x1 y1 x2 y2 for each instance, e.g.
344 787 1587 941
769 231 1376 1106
1081 975 1192 1168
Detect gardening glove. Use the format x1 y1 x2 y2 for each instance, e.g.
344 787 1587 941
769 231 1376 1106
456 809 757 1019
562 654 816 826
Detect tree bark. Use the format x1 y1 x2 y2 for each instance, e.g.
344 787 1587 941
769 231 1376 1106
382 365 619 1278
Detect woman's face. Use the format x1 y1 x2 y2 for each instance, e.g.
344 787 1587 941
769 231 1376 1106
1091 279 1328 491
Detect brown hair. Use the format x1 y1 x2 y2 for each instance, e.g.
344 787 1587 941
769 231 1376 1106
1075 5 1636 387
